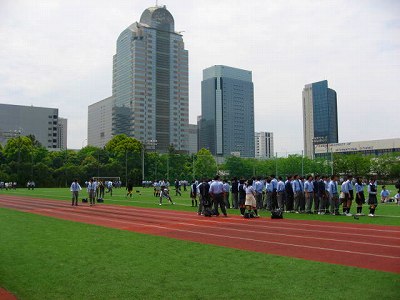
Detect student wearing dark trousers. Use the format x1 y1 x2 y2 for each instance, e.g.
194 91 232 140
174 179 181 196
70 179 82 206
99 181 105 199
355 177 365 215
231 177 239 209
367 179 378 217
209 175 227 217
198 179 210 215
276 176 285 211
312 175 320 213
190 180 198 207
238 179 246 216
270 175 278 210
285 176 294 212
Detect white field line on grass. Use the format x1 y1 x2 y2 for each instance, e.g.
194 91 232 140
31 207 400 260
1 196 400 239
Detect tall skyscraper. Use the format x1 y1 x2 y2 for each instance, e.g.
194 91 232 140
57 118 68 149
187 124 198 154
255 132 274 159
303 80 338 158
199 65 255 157
111 5 189 153
88 96 113 148
0 103 67 149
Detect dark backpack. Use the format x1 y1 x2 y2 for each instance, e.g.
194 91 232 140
271 209 283 219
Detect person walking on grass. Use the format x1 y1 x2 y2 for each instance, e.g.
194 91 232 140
174 179 181 196
126 180 133 198
367 178 378 217
355 177 365 216
98 181 105 199
70 179 82 206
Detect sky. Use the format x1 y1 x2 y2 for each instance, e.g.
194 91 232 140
0 0 399 153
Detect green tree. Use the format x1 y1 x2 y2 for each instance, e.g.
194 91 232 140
194 148 217 179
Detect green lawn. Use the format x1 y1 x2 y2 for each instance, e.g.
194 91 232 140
1 186 399 226
0 208 399 300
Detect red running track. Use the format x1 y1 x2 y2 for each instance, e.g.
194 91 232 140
1 195 399 273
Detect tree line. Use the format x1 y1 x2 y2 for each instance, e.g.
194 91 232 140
0 134 399 187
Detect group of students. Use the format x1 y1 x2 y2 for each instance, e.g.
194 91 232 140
70 178 114 206
190 174 387 218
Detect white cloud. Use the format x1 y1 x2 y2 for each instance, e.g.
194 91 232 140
0 0 399 152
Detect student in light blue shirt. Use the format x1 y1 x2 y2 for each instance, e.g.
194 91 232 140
209 175 227 216
276 176 285 210
304 175 314 213
355 177 365 215
380 186 390 203
328 175 339 215
254 177 264 209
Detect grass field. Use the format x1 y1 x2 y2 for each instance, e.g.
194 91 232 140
1 186 399 226
1 187 399 299
0 208 399 300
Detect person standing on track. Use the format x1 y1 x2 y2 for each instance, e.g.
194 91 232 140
209 175 227 217
98 181 105 199
355 177 365 215
190 180 198 207
367 178 378 217
328 175 339 215
70 179 82 206
244 179 258 217
304 175 314 214
254 177 264 210
223 179 231 209
231 177 239 209
87 179 96 206
276 176 285 211
285 175 294 212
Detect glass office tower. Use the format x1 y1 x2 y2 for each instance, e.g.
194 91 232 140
112 5 189 152
303 80 338 158
199 65 255 158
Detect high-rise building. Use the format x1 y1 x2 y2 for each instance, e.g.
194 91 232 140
0 103 67 149
188 124 198 154
255 132 274 159
88 96 113 148
57 118 68 149
199 65 255 157
110 5 189 153
303 80 338 158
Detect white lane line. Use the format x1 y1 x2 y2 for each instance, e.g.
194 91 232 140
33 208 400 260
2 198 400 241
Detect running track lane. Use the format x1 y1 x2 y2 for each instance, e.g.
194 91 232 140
0 195 399 273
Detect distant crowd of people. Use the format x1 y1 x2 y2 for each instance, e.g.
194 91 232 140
69 178 122 206
0 181 17 190
183 175 400 218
